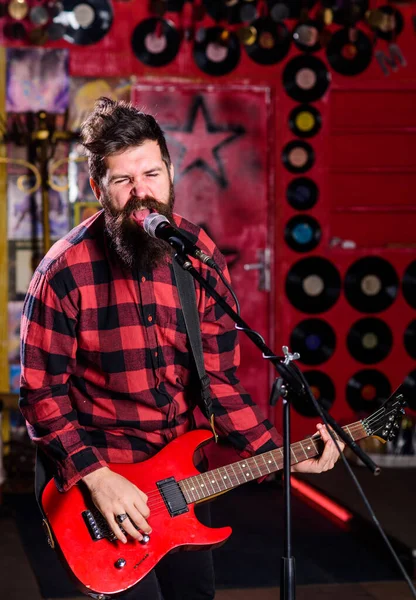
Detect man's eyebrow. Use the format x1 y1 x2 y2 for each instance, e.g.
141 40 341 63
109 173 130 182
144 166 163 174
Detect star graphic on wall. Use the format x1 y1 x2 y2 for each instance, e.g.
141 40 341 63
163 96 245 189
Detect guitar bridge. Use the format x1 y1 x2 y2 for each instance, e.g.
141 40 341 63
157 477 189 517
82 508 117 542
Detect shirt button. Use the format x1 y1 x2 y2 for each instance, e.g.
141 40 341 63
147 315 153 323
141 276 146 283
154 351 158 357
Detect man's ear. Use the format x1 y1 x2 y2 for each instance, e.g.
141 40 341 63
90 178 102 204
169 163 174 183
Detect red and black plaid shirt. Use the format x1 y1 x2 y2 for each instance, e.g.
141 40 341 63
19 211 281 491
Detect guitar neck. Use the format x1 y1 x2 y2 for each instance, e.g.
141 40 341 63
179 419 367 504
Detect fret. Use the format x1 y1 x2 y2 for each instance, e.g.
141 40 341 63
240 460 253 480
310 437 318 454
299 441 309 460
201 471 215 497
235 461 248 482
219 466 232 490
188 477 201 501
195 474 207 500
261 453 271 474
290 446 298 463
182 478 196 503
214 468 227 491
246 458 257 479
229 463 241 486
344 424 353 440
209 470 222 493
270 450 280 471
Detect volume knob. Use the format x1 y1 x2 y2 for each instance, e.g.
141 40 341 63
115 558 126 569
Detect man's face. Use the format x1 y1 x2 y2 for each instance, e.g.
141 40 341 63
90 140 175 270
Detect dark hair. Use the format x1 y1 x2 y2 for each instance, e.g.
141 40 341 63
80 97 171 184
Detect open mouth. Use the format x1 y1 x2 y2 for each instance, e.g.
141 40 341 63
130 207 155 227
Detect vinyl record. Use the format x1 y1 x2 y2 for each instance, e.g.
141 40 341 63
193 27 240 76
292 370 335 417
403 370 416 412
283 55 331 103
322 0 369 25
286 177 318 210
290 318 336 365
202 0 248 25
326 28 373 76
3 22 27 40
282 140 315 174
285 215 321 252
244 18 291 65
267 0 318 20
402 260 416 309
56 0 113 45
131 18 181 67
293 19 322 53
347 317 393 364
404 320 416 360
346 369 391 413
47 21 66 41
370 5 404 41
344 257 399 313
289 105 322 138
285 257 342 314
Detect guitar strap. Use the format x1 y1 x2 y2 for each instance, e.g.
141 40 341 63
34 258 218 514
172 259 218 443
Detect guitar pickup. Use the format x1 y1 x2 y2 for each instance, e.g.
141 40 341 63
82 509 117 542
157 477 188 517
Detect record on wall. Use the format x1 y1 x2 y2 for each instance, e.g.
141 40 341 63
286 177 318 210
202 0 257 25
290 318 336 365
54 0 113 45
326 28 373 76
285 257 342 314
292 370 335 417
288 105 322 138
284 215 321 252
244 17 291 65
402 260 416 309
193 26 240 76
403 370 416 412
322 0 369 25
404 320 416 359
131 18 181 66
344 257 399 313
267 0 318 20
282 140 315 174
346 369 391 413
368 5 404 41
347 317 393 364
283 55 331 103
293 19 322 53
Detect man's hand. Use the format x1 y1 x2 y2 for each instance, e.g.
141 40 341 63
82 467 151 544
291 423 345 474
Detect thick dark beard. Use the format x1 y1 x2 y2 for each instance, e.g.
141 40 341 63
102 185 175 271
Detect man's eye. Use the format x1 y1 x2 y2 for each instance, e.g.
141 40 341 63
148 173 158 178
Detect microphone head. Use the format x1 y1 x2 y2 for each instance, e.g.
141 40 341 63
143 212 169 238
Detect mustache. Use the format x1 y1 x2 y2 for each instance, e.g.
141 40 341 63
120 196 166 218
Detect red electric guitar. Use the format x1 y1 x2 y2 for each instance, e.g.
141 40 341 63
41 389 406 598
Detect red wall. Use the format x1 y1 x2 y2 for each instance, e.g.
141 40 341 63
3 0 416 440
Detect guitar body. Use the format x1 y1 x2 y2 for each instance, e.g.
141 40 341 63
42 429 231 597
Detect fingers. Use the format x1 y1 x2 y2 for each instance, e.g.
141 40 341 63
316 423 345 472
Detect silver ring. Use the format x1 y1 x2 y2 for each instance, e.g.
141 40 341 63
116 513 128 524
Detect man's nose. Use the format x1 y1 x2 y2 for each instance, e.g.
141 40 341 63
130 181 147 199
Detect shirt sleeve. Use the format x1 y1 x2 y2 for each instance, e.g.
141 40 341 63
199 248 283 457
19 268 108 492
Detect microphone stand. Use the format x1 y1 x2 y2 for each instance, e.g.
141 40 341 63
173 251 382 600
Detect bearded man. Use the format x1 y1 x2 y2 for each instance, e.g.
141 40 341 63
19 98 342 600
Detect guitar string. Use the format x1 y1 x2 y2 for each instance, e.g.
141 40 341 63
106 409 399 516
98 411 401 529
131 420 377 503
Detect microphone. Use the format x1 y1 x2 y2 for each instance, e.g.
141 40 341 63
143 213 218 269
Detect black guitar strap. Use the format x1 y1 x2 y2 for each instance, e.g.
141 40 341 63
172 259 218 442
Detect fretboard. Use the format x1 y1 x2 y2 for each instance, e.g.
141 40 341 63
179 419 367 504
